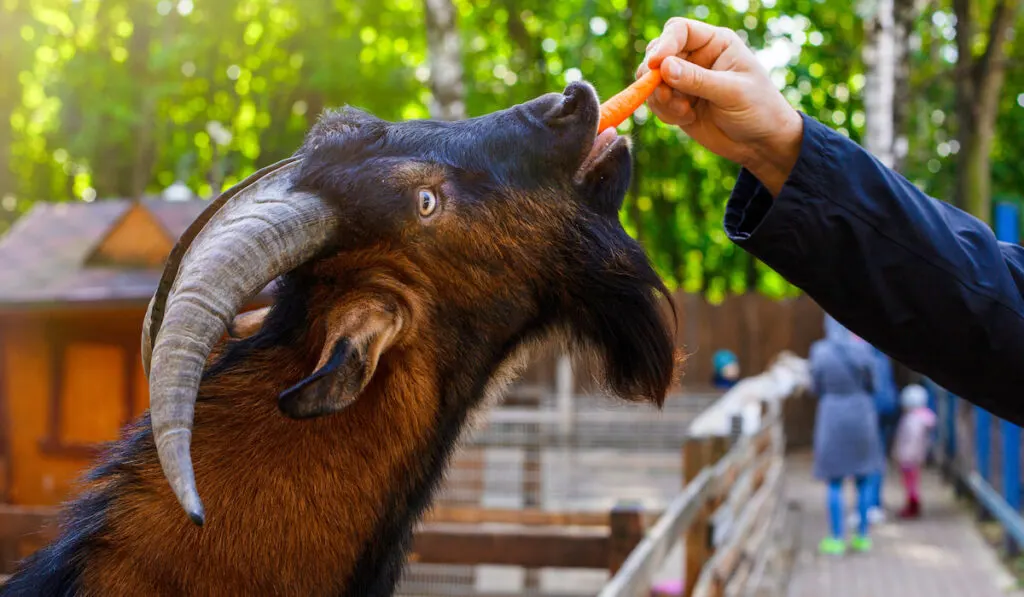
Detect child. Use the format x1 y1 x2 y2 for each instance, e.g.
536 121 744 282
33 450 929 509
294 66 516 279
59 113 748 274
893 384 936 519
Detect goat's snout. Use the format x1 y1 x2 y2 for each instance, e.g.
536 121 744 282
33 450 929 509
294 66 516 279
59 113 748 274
541 81 598 127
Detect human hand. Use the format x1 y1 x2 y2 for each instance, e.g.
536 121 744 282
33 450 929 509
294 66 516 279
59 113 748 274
637 18 804 196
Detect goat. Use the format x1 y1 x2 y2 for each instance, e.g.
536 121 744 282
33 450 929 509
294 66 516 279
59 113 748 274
1 81 678 596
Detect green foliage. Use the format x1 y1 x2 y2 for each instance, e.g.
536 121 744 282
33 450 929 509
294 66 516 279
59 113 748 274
2 0 1023 302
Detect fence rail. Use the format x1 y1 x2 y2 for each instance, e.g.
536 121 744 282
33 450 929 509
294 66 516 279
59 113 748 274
597 359 799 597
0 357 804 595
929 380 1024 556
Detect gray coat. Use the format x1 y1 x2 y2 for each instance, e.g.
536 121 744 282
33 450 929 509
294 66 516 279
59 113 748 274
810 316 885 480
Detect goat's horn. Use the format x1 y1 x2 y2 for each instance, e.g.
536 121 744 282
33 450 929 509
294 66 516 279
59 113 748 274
146 158 339 525
142 156 301 379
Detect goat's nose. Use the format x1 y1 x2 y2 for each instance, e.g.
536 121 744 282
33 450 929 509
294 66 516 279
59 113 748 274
544 81 596 124
559 84 586 118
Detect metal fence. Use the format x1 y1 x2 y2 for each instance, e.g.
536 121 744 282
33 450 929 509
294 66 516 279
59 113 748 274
928 379 1024 555
396 356 721 597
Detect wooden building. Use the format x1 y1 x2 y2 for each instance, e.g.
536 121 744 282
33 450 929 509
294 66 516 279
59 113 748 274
0 198 260 507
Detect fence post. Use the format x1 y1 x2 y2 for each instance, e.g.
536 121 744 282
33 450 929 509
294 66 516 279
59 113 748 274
555 354 574 438
608 501 646 575
709 436 729 467
976 408 992 482
729 413 743 446
996 201 1021 553
683 435 711 597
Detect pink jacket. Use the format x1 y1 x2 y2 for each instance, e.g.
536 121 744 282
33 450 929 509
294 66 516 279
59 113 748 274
894 407 937 466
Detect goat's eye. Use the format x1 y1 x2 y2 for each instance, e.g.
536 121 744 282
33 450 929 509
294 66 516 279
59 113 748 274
418 189 438 217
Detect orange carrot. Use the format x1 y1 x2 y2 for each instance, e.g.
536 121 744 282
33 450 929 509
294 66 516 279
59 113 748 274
598 69 663 131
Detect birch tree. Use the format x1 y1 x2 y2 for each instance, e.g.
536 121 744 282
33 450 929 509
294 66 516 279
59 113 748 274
952 0 1021 223
424 0 466 121
861 0 898 168
891 0 920 172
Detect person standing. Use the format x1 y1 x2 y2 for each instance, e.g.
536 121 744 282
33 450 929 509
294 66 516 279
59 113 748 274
712 349 740 389
893 384 937 518
810 315 885 555
868 346 899 521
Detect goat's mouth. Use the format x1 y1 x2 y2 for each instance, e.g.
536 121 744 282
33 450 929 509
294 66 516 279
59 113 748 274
575 128 628 180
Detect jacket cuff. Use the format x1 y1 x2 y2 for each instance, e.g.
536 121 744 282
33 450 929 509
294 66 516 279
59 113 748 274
723 113 836 275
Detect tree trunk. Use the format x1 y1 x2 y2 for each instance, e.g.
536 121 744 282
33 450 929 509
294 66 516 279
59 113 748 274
423 0 466 121
861 0 897 168
953 0 1020 224
127 0 157 200
891 0 919 172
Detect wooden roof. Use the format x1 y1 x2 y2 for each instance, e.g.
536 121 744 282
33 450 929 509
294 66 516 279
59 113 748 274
0 198 210 308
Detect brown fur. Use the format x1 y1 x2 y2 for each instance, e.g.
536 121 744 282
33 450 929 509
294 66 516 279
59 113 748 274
82 253 443 594
4 88 680 597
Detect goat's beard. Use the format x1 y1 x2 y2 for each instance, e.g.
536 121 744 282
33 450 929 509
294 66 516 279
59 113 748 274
562 238 680 406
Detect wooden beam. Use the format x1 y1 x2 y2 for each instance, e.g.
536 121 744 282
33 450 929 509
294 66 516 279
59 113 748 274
607 502 646 574
684 436 712 597
409 523 610 569
0 505 58 544
598 467 712 597
691 459 783 597
423 506 614 527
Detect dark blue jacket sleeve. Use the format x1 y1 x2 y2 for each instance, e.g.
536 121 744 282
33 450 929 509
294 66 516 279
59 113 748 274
725 113 1024 423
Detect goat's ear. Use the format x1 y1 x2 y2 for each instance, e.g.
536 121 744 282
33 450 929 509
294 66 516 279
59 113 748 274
277 298 404 419
228 307 271 340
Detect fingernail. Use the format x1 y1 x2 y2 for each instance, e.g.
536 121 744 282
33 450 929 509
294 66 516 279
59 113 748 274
664 58 682 80
646 41 660 67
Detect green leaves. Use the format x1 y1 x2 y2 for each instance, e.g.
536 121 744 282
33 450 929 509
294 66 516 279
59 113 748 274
2 0 1023 299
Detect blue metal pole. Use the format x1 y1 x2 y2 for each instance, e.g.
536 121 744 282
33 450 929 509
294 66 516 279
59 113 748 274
995 202 1021 553
976 408 991 477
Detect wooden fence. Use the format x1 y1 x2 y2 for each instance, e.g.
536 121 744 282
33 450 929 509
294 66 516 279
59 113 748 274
516 293 823 392
0 414 785 591
597 398 788 597
0 359 802 593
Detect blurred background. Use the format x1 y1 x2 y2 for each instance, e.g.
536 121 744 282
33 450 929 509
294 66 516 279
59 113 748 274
4 0 1021 303
2 1 1023 595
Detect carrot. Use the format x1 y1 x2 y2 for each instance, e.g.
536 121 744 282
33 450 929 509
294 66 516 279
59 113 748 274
598 68 663 132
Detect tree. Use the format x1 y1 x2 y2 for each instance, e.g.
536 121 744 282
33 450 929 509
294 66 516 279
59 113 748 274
861 0 897 168
953 0 1021 223
891 0 920 172
424 0 465 120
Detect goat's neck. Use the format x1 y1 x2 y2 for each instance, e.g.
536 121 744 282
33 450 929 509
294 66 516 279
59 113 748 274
77 343 484 596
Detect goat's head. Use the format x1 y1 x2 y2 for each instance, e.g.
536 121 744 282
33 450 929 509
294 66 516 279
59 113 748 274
141 81 678 526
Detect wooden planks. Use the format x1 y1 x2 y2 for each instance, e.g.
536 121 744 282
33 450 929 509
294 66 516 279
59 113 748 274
597 469 712 597
409 522 610 569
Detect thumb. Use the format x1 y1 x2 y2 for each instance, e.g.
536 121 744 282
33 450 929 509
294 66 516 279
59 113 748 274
660 56 730 104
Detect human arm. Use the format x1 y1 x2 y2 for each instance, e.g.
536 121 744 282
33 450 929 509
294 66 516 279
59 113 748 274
640 17 1024 421
727 114 1024 420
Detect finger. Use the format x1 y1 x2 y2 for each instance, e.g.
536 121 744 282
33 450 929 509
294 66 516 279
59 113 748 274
636 59 650 80
647 100 687 127
654 84 673 105
647 17 721 68
660 55 732 104
670 97 697 127
637 36 662 79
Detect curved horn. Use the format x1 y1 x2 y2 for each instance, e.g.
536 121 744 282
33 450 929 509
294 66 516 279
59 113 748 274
142 156 301 379
147 159 339 525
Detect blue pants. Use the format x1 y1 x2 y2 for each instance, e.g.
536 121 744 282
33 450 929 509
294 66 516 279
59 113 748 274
828 476 871 539
870 413 900 508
